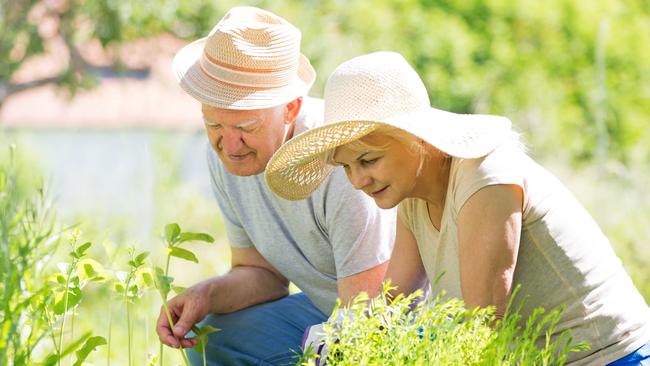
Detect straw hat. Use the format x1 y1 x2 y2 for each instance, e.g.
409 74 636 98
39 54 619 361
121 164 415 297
172 6 316 110
265 51 512 200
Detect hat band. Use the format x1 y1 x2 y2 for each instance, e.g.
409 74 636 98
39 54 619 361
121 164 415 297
200 52 297 88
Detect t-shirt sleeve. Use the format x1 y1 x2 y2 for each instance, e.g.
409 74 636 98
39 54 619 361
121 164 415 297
451 143 527 216
322 168 396 278
397 199 417 233
206 147 253 248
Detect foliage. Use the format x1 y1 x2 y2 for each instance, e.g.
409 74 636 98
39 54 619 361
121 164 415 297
270 0 650 165
3 0 649 165
0 0 224 105
0 147 106 365
0 145 219 365
298 283 588 366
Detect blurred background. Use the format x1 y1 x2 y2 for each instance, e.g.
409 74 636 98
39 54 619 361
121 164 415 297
1 0 649 364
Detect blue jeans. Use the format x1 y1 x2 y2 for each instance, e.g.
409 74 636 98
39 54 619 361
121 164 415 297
607 341 650 366
186 293 328 366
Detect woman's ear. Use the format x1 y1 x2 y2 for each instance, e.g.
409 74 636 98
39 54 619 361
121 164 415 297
284 97 303 125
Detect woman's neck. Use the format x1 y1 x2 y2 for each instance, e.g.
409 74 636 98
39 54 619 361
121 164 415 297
411 151 451 210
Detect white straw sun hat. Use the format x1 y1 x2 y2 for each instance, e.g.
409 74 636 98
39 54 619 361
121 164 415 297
265 51 512 200
172 6 316 110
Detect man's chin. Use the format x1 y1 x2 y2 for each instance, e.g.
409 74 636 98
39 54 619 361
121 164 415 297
223 164 264 177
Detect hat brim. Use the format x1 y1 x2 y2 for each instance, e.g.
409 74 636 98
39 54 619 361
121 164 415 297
173 38 316 110
265 109 511 200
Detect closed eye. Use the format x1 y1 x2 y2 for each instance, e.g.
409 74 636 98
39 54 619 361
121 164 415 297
360 158 379 166
203 117 222 130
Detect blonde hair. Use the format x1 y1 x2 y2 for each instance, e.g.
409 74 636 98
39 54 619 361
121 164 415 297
320 125 426 166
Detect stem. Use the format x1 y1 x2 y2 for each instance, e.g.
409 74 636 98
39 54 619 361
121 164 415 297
127 298 132 366
107 298 112 366
70 307 75 350
161 253 172 366
159 342 164 366
203 348 207 366
164 255 171 277
45 308 60 360
58 263 75 366
161 297 190 366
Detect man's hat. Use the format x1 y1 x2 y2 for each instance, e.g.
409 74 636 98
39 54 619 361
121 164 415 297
172 6 316 110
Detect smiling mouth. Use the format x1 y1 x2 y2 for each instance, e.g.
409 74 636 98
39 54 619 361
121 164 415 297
226 152 254 161
370 186 388 197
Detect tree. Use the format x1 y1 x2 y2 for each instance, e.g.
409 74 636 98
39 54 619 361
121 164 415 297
0 0 220 109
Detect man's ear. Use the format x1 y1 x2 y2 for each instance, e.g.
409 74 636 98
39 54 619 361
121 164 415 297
284 97 303 125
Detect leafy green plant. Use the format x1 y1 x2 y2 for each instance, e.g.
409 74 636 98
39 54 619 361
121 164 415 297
298 282 588 366
154 223 215 366
112 247 153 366
47 230 107 366
0 147 106 366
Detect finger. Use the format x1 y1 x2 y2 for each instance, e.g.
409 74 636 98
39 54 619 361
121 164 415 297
157 306 182 347
179 337 198 348
172 305 203 338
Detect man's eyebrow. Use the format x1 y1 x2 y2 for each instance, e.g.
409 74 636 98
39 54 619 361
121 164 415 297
235 119 259 129
203 116 219 125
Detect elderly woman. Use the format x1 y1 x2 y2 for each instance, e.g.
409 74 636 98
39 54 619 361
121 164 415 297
265 52 650 365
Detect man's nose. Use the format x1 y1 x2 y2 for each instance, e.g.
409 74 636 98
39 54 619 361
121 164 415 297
219 128 244 153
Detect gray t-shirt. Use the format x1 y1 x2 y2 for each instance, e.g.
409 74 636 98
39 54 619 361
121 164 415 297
207 97 396 314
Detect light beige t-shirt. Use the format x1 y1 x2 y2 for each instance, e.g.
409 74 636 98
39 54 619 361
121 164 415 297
398 142 650 365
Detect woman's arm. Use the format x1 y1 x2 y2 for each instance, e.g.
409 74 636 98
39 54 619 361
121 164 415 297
385 217 429 297
457 184 523 319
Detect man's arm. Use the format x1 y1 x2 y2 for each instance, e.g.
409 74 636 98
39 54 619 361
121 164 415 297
337 261 389 305
156 246 289 348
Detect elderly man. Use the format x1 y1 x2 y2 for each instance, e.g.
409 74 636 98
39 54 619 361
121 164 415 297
155 6 395 365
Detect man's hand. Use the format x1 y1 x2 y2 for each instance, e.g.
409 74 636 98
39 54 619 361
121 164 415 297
156 280 215 348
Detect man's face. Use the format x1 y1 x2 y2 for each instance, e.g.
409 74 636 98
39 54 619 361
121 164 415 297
202 104 289 176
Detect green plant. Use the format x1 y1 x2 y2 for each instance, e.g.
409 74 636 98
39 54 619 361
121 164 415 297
112 246 153 366
0 146 106 366
47 230 107 366
154 223 216 366
298 282 588 366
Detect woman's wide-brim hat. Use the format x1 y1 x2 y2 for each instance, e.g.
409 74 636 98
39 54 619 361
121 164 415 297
265 51 512 200
172 6 316 110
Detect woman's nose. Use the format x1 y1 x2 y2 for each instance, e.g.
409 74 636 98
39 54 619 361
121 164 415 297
348 167 371 190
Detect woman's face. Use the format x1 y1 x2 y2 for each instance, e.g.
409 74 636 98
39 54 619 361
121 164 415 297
332 133 422 209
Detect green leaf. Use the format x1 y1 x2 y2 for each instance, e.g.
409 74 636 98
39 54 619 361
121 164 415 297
136 267 155 288
147 353 159 366
169 247 198 263
73 336 107 366
53 287 83 315
135 251 150 265
75 242 92 257
113 282 126 295
155 273 174 297
191 325 219 354
172 285 187 295
178 232 214 244
164 223 181 244
77 259 106 281
43 333 92 365
83 263 96 277
43 353 60 366
194 325 219 337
